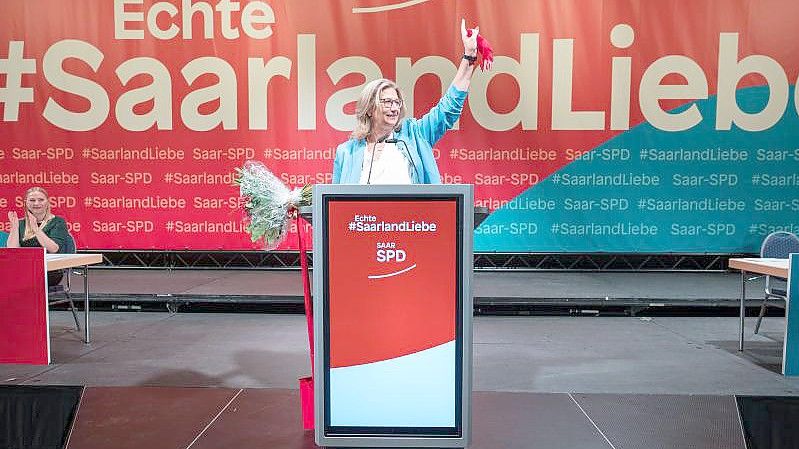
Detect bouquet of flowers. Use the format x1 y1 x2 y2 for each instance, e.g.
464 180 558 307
234 161 312 249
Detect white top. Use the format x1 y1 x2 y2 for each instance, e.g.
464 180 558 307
359 142 412 184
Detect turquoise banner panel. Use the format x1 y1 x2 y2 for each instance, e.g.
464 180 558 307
476 86 799 253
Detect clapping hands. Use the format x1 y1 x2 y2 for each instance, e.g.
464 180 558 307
7 210 41 234
27 210 41 234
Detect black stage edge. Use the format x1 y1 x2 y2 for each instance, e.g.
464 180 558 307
737 396 799 449
49 296 779 318
0 385 82 449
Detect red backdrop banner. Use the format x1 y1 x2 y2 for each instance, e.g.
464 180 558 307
1 1 797 250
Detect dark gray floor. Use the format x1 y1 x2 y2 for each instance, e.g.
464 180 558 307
4 312 798 396
4 269 793 393
59 388 748 449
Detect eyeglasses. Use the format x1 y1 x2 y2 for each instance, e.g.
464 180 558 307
379 98 403 108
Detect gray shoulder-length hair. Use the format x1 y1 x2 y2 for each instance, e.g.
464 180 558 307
350 78 407 141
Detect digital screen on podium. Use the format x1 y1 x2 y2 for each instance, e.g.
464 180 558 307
323 196 463 437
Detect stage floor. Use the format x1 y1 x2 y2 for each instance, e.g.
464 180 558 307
3 312 799 447
4 312 799 393
56 388 745 449
4 265 799 449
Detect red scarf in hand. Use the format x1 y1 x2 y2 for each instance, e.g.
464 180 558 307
466 29 494 70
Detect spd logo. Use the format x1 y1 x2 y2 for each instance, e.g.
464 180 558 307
352 0 431 14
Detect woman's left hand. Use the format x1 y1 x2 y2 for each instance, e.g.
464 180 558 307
461 19 478 57
27 211 40 234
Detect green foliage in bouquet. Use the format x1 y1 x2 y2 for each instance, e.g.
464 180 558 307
234 162 312 249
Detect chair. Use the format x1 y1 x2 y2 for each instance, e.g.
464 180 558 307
754 231 799 334
48 233 81 330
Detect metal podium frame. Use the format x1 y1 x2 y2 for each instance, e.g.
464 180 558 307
313 184 474 448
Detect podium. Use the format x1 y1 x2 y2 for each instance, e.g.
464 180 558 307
312 184 474 448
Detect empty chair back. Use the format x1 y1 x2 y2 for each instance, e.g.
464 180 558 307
761 231 799 259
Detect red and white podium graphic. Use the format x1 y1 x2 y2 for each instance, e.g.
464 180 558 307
313 185 474 448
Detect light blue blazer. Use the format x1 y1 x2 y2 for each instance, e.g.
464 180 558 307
332 85 468 184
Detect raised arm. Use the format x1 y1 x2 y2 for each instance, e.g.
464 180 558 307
414 19 487 144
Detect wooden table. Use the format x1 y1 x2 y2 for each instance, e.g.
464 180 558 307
46 253 103 343
729 256 797 375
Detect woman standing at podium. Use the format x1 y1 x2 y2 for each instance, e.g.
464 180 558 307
6 186 70 285
332 19 487 185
